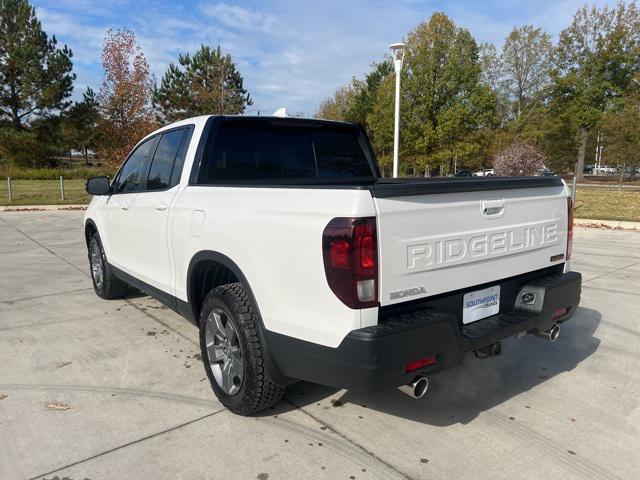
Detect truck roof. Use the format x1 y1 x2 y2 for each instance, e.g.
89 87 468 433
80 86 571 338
151 115 359 137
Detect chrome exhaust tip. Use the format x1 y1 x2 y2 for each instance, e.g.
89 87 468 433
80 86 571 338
549 324 561 342
533 324 560 342
398 376 429 399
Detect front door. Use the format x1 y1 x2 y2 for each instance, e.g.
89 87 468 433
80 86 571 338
103 136 158 271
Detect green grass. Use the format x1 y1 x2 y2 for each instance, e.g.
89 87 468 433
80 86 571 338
1 181 638 222
574 188 640 222
0 179 91 206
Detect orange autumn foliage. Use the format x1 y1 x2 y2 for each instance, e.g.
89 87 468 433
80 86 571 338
96 28 157 168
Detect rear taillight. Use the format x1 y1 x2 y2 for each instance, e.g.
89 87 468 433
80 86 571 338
567 196 574 260
322 217 378 309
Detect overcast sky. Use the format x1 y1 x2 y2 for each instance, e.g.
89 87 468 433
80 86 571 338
34 0 615 116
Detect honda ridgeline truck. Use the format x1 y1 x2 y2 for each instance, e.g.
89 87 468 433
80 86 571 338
84 115 581 415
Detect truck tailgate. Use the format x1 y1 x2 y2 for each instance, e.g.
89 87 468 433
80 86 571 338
371 177 569 306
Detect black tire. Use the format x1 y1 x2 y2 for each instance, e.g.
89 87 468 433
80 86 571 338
88 232 128 299
199 282 284 415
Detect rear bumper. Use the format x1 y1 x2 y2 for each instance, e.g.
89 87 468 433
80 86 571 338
266 270 582 392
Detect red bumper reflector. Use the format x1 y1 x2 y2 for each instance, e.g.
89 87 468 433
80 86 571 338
552 307 569 320
405 356 437 373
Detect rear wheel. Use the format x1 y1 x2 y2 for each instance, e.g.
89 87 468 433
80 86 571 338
89 233 128 299
199 283 284 415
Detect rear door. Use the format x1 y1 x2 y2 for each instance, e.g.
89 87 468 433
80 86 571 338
373 179 569 306
127 127 191 293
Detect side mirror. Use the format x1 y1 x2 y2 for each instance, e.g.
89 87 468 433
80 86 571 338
86 176 111 196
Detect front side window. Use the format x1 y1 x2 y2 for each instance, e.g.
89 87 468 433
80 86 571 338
196 120 374 184
147 129 185 191
114 137 157 193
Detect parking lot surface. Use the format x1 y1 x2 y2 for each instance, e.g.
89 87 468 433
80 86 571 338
1 211 639 480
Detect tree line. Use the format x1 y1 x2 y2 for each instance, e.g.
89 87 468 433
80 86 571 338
0 0 251 170
316 4 640 179
2 0 639 178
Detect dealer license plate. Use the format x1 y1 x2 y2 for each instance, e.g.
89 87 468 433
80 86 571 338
462 285 500 324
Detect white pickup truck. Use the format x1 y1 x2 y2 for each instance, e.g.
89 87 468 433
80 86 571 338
85 115 581 415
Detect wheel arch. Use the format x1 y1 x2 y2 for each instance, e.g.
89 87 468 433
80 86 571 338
84 219 98 247
186 251 259 326
186 250 294 386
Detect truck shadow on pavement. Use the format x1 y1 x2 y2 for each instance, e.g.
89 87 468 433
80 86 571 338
281 306 601 426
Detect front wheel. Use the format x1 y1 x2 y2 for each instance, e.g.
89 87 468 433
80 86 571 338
199 283 284 415
88 233 128 299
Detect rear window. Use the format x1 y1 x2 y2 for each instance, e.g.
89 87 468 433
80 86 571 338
196 120 374 183
147 129 185 190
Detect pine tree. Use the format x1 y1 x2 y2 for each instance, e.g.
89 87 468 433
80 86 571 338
0 0 74 129
154 45 252 123
62 87 99 165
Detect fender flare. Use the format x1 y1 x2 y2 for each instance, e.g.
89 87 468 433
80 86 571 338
185 250 295 386
84 218 99 247
186 250 255 320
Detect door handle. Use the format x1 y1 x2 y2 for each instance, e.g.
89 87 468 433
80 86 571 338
120 203 130 211
481 199 504 217
155 202 168 211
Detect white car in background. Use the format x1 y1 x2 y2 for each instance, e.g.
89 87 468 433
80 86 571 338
594 166 616 174
473 168 494 177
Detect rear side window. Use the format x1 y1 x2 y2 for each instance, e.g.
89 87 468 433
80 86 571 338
170 129 191 187
114 137 157 193
196 120 374 183
147 129 185 190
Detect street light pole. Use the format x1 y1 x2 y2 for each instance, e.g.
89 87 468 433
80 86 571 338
389 42 405 178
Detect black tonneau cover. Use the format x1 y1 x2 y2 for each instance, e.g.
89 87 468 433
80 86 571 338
369 176 564 198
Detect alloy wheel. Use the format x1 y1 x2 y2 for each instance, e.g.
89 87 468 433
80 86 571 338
205 308 243 395
90 241 104 289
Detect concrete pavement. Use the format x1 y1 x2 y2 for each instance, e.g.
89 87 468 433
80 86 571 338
0 211 639 480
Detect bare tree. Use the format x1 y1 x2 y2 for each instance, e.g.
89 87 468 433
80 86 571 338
482 26 553 136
